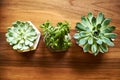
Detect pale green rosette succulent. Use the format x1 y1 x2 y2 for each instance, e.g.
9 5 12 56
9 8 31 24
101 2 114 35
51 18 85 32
6 21 40 52
74 12 117 56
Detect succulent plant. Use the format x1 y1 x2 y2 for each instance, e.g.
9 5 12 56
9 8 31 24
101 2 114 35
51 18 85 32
74 12 117 55
40 21 72 52
6 21 40 52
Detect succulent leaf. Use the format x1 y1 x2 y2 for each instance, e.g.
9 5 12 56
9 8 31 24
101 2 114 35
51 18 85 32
79 37 88 45
100 44 108 52
102 37 114 46
88 37 93 44
91 43 97 53
73 33 80 39
83 44 90 52
87 12 93 23
101 18 111 29
102 26 115 33
76 23 86 31
81 16 91 28
96 12 104 25
96 39 103 45
92 17 96 26
104 33 117 39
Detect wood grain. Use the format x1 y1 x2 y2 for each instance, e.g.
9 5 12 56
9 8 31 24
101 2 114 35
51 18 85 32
0 0 120 80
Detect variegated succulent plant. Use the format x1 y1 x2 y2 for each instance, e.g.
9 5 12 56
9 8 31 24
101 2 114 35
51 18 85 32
74 12 117 55
6 21 40 52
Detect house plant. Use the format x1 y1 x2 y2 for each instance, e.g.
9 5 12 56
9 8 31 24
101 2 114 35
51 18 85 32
6 20 41 52
40 21 72 52
73 12 117 56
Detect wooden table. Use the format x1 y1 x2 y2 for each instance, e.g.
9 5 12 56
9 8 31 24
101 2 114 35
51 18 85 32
0 0 120 80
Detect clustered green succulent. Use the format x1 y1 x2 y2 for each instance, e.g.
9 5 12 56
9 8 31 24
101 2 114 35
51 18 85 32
6 21 38 52
74 12 117 55
40 21 72 51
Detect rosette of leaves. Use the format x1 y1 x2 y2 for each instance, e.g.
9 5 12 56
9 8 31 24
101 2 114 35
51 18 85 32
6 21 40 52
74 12 117 55
40 21 72 52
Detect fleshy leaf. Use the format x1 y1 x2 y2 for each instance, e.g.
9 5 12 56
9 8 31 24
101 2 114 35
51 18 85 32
17 44 22 49
91 44 97 53
88 37 93 44
96 39 102 44
79 37 88 45
102 37 114 46
96 12 104 25
76 22 86 31
101 18 111 28
104 33 117 39
92 17 96 26
87 12 93 23
79 31 90 37
81 16 91 28
99 46 104 53
83 44 90 52
102 26 115 33
73 33 80 39
13 45 18 50
25 40 30 45
100 44 108 52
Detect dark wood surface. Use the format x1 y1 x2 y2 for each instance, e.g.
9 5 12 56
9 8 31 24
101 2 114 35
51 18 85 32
0 0 120 80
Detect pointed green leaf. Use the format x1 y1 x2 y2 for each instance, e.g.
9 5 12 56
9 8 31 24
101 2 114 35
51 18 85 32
102 26 115 33
100 44 108 52
76 22 86 31
96 12 104 25
7 37 14 43
25 40 30 45
11 39 18 44
101 18 111 28
29 41 33 47
94 48 99 56
12 22 18 27
96 39 102 44
94 52 99 56
91 44 97 53
92 17 96 26
16 21 21 24
73 33 80 39
87 12 93 23
104 33 117 39
99 46 104 53
102 37 114 46
81 16 91 28
17 44 22 49
79 31 90 37
13 44 18 50
79 37 88 45
96 24 101 29
83 44 90 52
85 27 91 31
88 37 93 44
